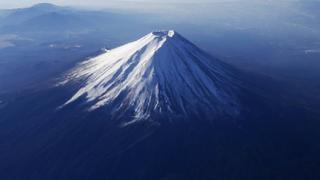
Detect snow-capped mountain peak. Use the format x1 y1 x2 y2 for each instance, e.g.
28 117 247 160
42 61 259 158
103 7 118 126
152 30 175 37
60 30 240 124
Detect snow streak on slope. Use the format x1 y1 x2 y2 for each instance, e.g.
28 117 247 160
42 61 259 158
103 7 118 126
60 30 240 123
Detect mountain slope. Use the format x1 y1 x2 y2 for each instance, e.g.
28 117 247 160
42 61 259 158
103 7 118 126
60 30 241 124
20 12 88 31
0 3 65 26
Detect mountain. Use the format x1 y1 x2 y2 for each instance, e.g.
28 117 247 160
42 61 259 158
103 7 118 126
0 3 143 35
60 30 241 125
19 12 89 31
0 3 90 33
0 31 319 180
28 3 61 11
0 3 65 26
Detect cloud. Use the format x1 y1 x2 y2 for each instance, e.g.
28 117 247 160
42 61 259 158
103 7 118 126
0 35 33 49
0 41 15 49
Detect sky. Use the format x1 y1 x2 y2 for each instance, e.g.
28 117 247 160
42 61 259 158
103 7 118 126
0 0 224 9
1 0 318 10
